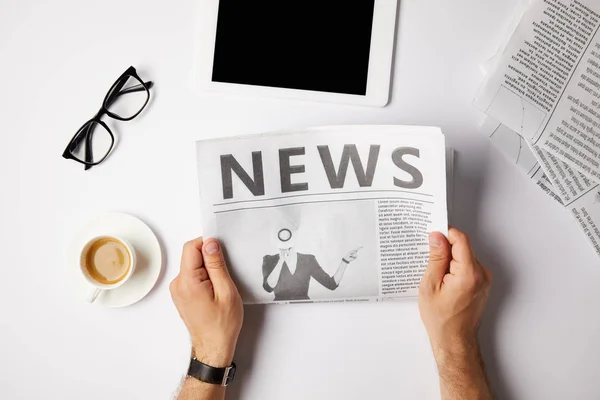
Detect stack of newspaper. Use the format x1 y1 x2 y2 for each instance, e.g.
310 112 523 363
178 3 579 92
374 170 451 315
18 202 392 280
475 0 600 257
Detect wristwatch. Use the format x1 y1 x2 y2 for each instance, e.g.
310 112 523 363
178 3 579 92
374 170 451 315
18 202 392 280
187 357 236 387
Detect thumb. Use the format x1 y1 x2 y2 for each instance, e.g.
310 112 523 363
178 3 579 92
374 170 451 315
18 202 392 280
424 232 451 289
201 238 234 296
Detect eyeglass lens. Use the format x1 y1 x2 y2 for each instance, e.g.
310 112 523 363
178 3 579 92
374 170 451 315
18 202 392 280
104 74 149 120
68 121 114 164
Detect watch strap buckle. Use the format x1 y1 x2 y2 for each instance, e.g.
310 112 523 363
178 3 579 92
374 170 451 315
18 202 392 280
221 365 235 386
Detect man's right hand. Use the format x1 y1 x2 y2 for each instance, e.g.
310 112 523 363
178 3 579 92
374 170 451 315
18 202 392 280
419 228 493 400
171 238 243 400
170 238 244 368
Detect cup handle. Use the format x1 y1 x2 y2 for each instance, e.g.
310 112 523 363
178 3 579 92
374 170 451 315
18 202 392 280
86 288 102 303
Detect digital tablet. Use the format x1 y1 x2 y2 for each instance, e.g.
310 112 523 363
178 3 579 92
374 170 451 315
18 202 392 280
196 0 398 107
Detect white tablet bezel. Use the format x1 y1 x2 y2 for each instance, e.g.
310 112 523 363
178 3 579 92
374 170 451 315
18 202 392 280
195 0 398 107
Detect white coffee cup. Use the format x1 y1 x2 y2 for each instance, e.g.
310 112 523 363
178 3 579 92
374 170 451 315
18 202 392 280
79 235 137 303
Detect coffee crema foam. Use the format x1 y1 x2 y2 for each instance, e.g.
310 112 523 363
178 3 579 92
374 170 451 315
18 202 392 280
84 237 131 284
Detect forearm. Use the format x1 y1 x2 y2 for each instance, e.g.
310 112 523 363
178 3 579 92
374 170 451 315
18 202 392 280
333 261 348 285
177 377 226 400
266 264 283 288
433 341 493 400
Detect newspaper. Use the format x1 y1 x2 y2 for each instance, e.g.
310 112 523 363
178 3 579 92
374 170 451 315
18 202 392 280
475 0 600 181
196 126 448 304
446 148 456 218
480 0 538 77
481 117 600 256
475 0 600 260
481 117 565 203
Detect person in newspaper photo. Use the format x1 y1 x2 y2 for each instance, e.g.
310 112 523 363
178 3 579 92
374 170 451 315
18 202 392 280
261 225 362 301
170 228 494 400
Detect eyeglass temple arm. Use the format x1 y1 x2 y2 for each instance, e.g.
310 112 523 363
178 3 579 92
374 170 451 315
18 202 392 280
104 77 129 109
105 80 154 109
120 80 154 95
69 120 93 150
84 124 94 171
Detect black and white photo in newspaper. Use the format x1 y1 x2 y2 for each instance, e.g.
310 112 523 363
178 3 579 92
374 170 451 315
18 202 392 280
196 126 448 304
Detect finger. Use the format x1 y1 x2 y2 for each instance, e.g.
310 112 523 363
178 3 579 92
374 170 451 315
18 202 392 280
483 267 493 288
202 238 235 297
448 228 477 266
169 277 179 298
197 267 209 282
180 238 204 278
442 272 457 286
423 232 451 289
448 259 459 273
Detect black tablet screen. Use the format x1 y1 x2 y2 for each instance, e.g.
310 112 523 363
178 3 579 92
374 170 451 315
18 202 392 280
212 0 376 96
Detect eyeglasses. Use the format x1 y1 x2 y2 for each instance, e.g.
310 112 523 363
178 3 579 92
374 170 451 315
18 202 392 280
62 66 154 170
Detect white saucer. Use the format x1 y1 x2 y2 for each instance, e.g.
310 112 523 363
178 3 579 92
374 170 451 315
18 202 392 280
68 212 163 307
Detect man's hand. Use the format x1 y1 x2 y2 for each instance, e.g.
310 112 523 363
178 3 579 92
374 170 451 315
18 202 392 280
170 238 244 368
419 228 493 400
343 247 361 263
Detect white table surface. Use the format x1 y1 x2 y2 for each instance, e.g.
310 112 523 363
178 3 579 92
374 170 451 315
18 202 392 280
2 0 600 399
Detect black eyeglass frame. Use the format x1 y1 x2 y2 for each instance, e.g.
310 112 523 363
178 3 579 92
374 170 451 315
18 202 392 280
62 66 153 168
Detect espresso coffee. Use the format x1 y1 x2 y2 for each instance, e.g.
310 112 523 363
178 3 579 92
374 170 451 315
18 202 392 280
83 237 131 284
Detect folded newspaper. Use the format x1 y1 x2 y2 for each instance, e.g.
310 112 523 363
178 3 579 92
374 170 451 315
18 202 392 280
476 0 600 258
197 126 448 304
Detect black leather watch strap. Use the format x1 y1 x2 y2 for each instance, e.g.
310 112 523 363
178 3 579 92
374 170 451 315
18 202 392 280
187 358 236 387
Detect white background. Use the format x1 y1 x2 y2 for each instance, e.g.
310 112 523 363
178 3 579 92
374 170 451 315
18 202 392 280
1 0 599 399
